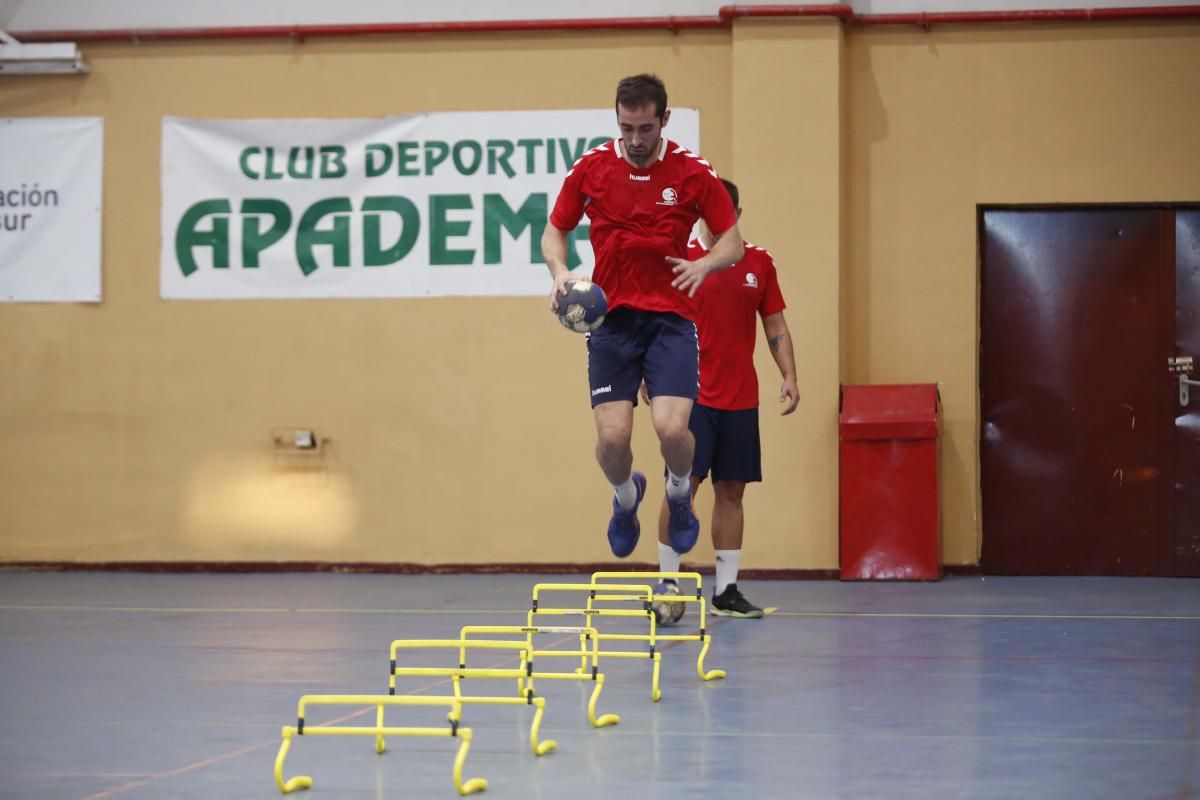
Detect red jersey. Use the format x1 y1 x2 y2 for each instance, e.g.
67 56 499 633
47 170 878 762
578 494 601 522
549 138 737 319
690 240 787 410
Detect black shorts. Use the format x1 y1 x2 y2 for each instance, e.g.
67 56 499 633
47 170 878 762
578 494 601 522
689 404 762 483
586 308 699 407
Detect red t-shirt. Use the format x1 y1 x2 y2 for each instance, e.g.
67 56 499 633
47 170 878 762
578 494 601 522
690 240 787 410
548 138 737 320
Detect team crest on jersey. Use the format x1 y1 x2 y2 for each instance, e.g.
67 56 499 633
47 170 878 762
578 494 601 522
744 273 758 288
656 188 678 206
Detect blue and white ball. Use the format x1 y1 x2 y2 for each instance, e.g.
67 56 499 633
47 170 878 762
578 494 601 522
556 280 608 333
652 581 686 627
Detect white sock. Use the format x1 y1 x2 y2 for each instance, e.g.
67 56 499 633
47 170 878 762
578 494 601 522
658 542 681 576
714 549 741 595
612 475 638 510
665 468 691 500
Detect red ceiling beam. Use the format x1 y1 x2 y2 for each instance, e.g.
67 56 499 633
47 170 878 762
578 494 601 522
8 16 724 44
849 4 1200 25
721 3 855 19
8 5 1200 43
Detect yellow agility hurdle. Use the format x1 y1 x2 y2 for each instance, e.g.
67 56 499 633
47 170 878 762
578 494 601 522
457 623 601 698
388 638 619 731
275 695 487 796
386 639 555 754
528 582 664 701
588 571 726 684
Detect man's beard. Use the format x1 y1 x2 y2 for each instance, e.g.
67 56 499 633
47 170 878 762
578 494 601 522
626 141 656 166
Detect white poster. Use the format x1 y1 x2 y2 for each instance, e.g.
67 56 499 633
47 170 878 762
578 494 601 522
0 117 104 303
160 109 701 299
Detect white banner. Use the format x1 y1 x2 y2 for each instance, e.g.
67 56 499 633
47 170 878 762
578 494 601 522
0 117 103 303
161 110 701 300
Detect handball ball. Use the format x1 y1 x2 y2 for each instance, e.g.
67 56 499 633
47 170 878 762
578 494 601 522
556 280 608 333
652 581 686 627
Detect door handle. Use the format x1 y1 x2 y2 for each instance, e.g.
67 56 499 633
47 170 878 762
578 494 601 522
1170 356 1197 407
1180 375 1200 407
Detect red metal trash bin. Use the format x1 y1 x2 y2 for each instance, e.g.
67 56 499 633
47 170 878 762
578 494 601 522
839 384 941 580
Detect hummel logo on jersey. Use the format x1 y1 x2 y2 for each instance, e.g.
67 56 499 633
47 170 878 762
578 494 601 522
629 173 650 182
656 188 678 206
744 273 759 288
591 385 613 396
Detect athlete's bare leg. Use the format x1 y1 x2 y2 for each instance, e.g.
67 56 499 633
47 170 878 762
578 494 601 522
593 400 635 484
648 395 694 478
711 480 747 550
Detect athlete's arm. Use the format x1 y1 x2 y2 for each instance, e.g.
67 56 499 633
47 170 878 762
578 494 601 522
667 223 745 297
541 224 575 311
762 311 800 415
699 225 745 276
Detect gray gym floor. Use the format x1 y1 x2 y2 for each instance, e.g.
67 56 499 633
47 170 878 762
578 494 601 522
0 572 1197 799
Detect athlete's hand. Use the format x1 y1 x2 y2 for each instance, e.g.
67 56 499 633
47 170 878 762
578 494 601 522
547 269 573 312
780 378 800 416
667 255 710 297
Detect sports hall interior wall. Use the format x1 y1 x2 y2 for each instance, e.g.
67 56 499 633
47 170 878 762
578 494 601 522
1 18 1197 570
842 19 1200 564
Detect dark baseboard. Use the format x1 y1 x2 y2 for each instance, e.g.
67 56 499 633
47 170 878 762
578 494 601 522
0 560 978 579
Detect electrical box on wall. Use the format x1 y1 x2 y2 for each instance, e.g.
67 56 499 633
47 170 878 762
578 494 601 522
273 428 324 452
271 428 329 468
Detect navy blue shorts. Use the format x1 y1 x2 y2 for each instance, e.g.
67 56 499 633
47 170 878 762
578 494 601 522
689 404 762 483
586 308 699 407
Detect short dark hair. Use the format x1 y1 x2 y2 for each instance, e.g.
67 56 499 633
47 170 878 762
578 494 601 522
720 179 740 209
615 74 668 119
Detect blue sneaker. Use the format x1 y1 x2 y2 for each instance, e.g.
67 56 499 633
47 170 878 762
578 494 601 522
666 494 700 554
607 472 647 558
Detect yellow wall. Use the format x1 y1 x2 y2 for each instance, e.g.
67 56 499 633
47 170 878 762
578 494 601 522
0 30 736 564
731 19 844 569
2 19 1198 568
844 20 1200 564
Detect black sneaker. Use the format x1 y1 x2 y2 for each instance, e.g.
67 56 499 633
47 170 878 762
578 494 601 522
710 584 764 619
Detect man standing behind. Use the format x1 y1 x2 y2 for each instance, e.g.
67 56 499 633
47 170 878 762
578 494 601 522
653 179 799 618
542 74 744 559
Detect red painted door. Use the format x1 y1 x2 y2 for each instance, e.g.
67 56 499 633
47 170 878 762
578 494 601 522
981 208 1182 575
